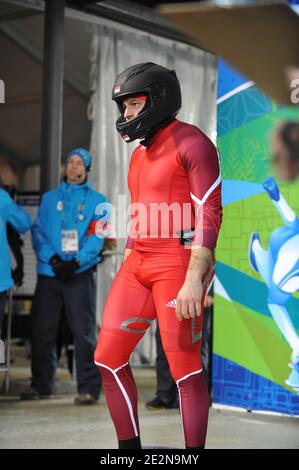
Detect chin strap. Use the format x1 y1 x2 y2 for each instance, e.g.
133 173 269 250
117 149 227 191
140 117 176 148
139 131 156 148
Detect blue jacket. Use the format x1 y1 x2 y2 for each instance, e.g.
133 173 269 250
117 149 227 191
0 189 32 293
32 180 109 277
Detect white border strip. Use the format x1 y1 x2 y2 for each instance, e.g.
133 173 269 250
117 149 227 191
212 403 299 418
217 81 254 104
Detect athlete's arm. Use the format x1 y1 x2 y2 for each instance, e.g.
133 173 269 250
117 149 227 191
176 246 212 321
176 134 222 321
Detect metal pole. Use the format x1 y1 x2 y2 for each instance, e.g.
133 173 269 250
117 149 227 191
40 0 65 194
4 289 13 394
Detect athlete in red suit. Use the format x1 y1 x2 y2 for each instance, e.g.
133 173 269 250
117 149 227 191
94 63 222 449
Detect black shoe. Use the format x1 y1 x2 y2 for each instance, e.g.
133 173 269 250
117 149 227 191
145 396 177 410
20 387 53 400
74 393 98 405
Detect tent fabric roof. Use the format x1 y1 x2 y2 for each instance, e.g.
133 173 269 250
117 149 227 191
0 0 201 177
0 1 92 172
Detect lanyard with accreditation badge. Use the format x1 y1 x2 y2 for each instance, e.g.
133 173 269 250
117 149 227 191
57 187 88 255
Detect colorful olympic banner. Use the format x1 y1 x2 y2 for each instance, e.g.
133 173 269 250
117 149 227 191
213 60 299 414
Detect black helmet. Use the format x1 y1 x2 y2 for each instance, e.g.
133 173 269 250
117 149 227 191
112 62 182 142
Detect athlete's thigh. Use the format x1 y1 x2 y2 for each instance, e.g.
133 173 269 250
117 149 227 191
152 278 203 381
95 254 156 369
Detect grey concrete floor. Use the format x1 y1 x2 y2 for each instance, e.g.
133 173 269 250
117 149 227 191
0 346 298 449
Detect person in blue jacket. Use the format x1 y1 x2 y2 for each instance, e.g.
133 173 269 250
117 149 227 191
0 187 32 335
21 148 109 404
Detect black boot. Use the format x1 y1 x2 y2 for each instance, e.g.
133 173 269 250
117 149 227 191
119 436 142 449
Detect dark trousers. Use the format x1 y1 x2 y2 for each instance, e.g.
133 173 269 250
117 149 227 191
30 270 101 398
0 291 6 336
156 305 213 400
201 305 213 393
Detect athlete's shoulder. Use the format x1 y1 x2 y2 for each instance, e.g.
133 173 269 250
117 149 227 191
174 120 217 155
133 143 146 154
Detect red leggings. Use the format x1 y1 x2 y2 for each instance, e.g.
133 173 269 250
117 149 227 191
94 242 214 447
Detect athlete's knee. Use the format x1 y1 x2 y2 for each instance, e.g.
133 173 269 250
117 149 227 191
94 330 132 371
176 369 207 393
94 334 114 370
165 346 202 382
170 365 202 383
94 342 117 371
168 356 202 383
94 353 131 389
94 351 121 381
93 347 107 368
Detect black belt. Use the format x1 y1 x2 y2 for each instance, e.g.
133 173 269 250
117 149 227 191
177 227 195 246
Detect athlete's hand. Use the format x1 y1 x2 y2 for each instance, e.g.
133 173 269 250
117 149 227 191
176 278 203 321
123 248 132 263
204 294 213 309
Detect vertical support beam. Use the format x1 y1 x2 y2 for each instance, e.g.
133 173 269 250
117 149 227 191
40 0 65 194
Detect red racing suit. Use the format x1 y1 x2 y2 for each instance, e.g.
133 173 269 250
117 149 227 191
94 119 222 447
